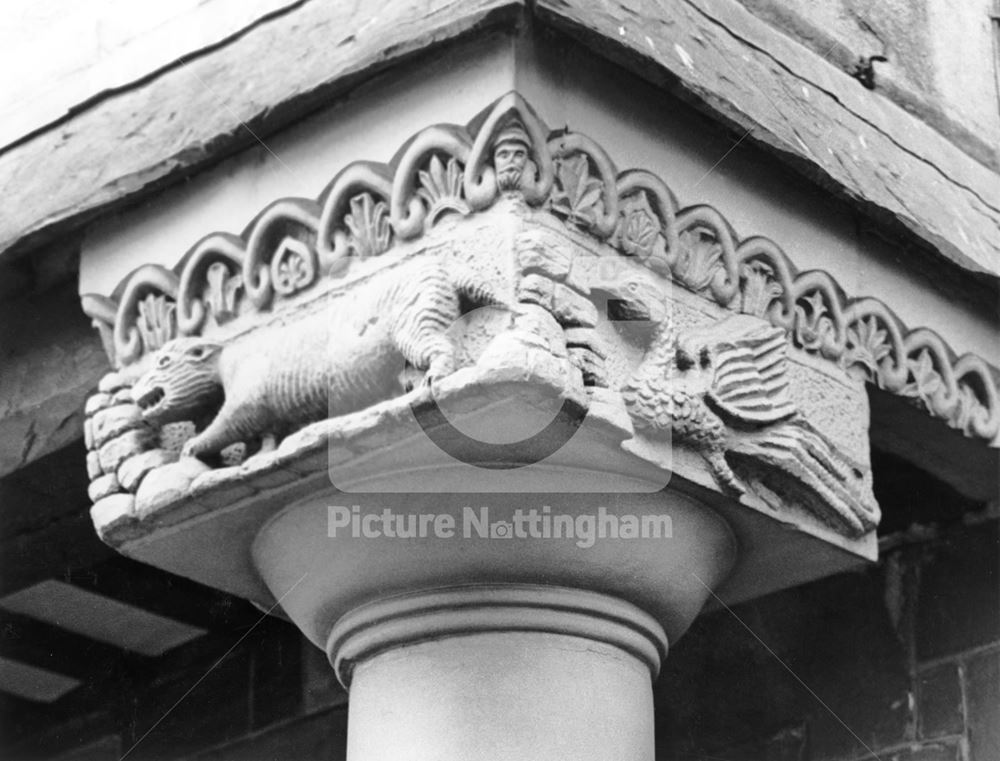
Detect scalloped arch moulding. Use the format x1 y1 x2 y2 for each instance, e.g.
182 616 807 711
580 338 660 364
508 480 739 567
81 93 1000 450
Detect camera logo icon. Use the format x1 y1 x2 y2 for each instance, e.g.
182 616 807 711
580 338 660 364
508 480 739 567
489 520 514 539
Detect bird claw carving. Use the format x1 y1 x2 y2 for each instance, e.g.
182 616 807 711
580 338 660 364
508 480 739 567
708 450 745 494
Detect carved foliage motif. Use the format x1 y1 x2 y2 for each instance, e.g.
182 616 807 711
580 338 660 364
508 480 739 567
205 262 242 324
739 260 783 319
416 156 468 223
345 193 392 258
673 227 724 293
617 193 660 261
79 93 1000 447
136 294 176 352
271 239 316 296
550 154 605 229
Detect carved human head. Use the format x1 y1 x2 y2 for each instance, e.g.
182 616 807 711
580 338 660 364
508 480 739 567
492 120 531 191
130 338 224 424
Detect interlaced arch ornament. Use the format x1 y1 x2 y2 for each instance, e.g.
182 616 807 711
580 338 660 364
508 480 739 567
81 92 1000 449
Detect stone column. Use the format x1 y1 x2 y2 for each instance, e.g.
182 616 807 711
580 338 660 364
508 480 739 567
250 485 735 760
333 586 663 761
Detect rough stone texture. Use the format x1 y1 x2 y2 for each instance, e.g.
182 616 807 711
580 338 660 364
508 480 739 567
90 405 144 449
1 0 997 296
0 0 302 148
537 0 1000 277
86 472 120 502
0 0 522 260
96 429 155 475
733 0 1000 169
116 448 178 492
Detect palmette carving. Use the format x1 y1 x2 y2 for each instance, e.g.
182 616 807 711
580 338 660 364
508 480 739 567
623 315 880 536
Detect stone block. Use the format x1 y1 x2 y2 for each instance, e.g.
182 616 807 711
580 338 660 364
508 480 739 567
97 371 128 394
90 493 136 534
84 392 114 417
563 327 607 358
551 283 598 327
117 448 178 492
86 450 103 479
90 404 145 448
516 273 554 309
134 459 211 519
568 346 608 387
97 428 155 474
111 388 134 405
87 472 121 502
517 235 571 279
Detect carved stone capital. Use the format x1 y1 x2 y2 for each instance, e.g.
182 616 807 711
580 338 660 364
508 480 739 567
77 82 998 761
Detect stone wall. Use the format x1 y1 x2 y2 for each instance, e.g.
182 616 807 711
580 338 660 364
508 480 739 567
658 515 999 761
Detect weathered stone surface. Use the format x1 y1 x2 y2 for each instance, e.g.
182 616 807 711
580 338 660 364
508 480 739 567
87 472 121 502
1 0 302 148
0 0 521 260
97 372 129 394
116 448 178 493
517 233 571 279
517 273 556 309
134 459 212 519
84 393 114 417
90 405 145 449
90 493 136 534
189 468 258 510
550 283 599 328
537 0 1000 277
97 429 156 474
85 450 103 480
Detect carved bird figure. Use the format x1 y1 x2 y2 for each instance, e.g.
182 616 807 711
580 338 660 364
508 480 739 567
622 314 879 536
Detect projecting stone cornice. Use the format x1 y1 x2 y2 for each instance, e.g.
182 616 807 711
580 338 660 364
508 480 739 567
81 93 1000 451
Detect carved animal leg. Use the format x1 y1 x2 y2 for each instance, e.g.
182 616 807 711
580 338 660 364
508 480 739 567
397 331 456 387
422 349 456 386
181 405 245 459
706 448 745 494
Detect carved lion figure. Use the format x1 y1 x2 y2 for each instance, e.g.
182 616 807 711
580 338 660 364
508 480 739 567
131 257 497 459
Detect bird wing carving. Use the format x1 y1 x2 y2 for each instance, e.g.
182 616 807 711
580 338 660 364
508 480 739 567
705 322 798 426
